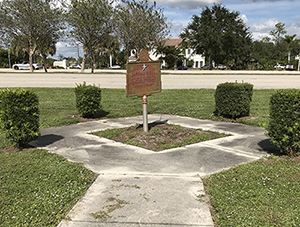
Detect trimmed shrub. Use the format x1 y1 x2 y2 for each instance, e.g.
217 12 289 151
214 82 253 119
0 88 40 147
75 82 102 118
266 89 300 155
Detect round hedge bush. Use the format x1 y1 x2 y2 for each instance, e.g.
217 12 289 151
267 89 300 155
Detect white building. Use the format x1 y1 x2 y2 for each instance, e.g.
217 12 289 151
53 59 67 69
149 38 205 69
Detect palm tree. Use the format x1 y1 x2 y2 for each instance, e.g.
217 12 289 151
36 35 57 72
284 34 297 63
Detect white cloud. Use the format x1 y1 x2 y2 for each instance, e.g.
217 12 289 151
169 21 186 37
286 18 300 39
237 0 292 2
52 41 83 59
151 0 222 9
240 14 248 24
239 16 277 40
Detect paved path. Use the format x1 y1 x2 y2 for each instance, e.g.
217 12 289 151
31 114 278 227
1 69 300 89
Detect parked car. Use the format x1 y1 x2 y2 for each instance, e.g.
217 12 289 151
286 65 294 70
12 61 43 70
177 65 188 70
111 65 121 69
201 64 210 69
216 65 227 69
274 63 285 69
73 65 82 69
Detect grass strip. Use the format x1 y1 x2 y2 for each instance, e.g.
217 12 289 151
204 156 300 227
25 88 275 128
0 88 274 148
0 149 97 226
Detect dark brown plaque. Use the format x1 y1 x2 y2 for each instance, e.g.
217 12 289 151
126 50 161 97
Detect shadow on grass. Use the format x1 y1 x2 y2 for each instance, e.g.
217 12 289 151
81 109 110 119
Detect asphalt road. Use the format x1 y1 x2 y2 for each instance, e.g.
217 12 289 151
1 68 300 89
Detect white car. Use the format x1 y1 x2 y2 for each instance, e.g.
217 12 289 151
111 65 121 69
274 63 285 69
69 64 82 69
12 61 43 70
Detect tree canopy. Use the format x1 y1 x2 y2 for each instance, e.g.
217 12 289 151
66 0 114 72
181 4 252 69
114 0 169 60
0 0 63 71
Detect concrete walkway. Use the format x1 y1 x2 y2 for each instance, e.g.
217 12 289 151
31 114 278 227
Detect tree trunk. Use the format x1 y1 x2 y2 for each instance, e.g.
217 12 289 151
91 53 95 73
42 54 48 72
209 55 213 70
109 54 113 68
80 49 87 73
29 50 34 72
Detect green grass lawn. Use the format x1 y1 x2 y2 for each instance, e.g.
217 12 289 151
31 87 274 129
1 87 297 226
204 156 300 227
0 149 97 226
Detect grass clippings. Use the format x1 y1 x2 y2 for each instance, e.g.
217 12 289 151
91 122 229 151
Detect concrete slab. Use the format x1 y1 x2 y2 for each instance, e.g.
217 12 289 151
30 114 279 227
58 175 213 227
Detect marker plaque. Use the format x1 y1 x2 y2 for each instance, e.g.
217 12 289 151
126 50 161 97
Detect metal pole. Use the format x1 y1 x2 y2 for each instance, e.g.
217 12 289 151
8 44 11 68
8 51 11 68
142 95 148 133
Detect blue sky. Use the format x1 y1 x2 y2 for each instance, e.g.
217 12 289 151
161 0 300 40
53 0 300 59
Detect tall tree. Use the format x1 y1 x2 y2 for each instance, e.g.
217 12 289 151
114 0 169 60
66 0 114 73
251 40 276 69
181 4 252 70
270 22 287 64
0 0 63 72
37 38 57 72
154 41 185 68
284 34 297 62
95 35 120 68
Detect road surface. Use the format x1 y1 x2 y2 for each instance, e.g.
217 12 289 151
1 68 300 89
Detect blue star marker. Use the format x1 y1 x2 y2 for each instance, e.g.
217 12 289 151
142 64 147 71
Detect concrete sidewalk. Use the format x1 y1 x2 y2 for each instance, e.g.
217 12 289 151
31 114 278 227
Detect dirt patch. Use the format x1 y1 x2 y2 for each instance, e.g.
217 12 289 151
91 122 229 152
0 145 34 154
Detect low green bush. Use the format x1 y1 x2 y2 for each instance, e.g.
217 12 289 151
214 82 253 119
266 89 300 155
0 88 40 147
75 82 102 118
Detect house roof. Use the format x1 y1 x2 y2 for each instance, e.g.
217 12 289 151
161 38 183 47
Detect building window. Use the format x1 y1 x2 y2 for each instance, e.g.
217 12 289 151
195 61 199 68
200 61 203 67
187 49 191 55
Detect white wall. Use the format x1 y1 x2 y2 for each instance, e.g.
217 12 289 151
53 59 67 69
